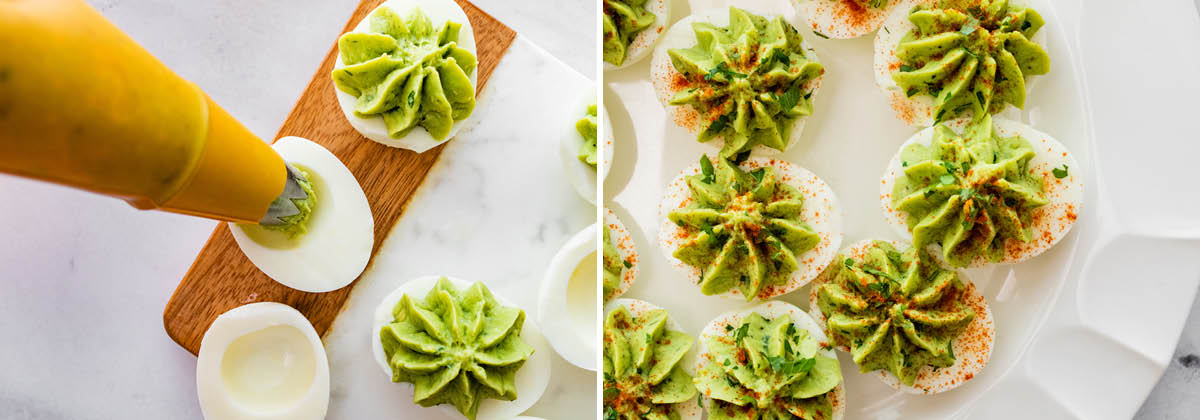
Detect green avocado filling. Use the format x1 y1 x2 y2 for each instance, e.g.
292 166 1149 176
667 7 823 159
578 104 599 168
261 167 316 239
669 155 821 301
331 6 477 140
379 278 534 420
892 115 1046 267
603 305 697 420
602 226 626 301
697 313 841 420
816 241 975 386
602 0 656 66
891 0 1049 122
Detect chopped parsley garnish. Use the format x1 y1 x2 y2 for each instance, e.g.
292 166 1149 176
777 84 804 111
812 30 829 39
750 168 766 183
1052 164 1069 179
406 91 416 107
771 49 791 66
960 17 979 36
622 259 633 269
766 355 816 376
704 62 746 81
700 155 716 183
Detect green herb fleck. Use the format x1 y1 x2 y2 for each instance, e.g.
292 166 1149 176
1052 164 1069 179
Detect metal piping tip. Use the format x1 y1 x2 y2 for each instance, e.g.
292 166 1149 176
259 163 310 226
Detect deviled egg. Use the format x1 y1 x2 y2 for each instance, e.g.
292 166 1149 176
197 302 330 420
795 0 903 39
695 301 846 419
559 88 613 204
879 115 1082 267
650 6 825 159
874 0 1050 126
230 136 373 293
538 224 600 370
658 154 843 301
331 0 478 152
603 0 671 70
602 298 702 420
372 275 550 420
809 239 995 394
603 207 637 302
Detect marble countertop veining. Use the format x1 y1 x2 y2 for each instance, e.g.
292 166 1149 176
0 1 593 419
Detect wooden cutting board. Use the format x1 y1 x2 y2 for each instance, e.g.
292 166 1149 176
162 0 515 355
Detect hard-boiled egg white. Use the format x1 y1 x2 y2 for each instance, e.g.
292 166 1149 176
696 301 846 420
603 207 637 302
538 225 599 370
603 298 703 420
559 87 610 204
231 136 373 293
650 6 823 157
873 0 1048 127
371 275 551 420
333 0 478 152
795 0 902 39
658 157 844 300
879 117 1082 267
604 0 671 71
808 239 996 395
197 302 330 420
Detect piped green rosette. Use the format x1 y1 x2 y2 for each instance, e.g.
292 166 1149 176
815 241 974 386
261 167 316 238
578 104 599 168
891 0 1049 123
379 278 534 420
602 227 625 301
696 312 842 420
669 156 821 300
667 7 824 159
892 115 1047 267
332 6 477 140
603 0 657 66
603 304 697 420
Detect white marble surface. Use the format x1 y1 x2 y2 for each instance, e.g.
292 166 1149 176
0 0 594 419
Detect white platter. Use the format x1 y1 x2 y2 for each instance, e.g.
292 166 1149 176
602 0 1200 418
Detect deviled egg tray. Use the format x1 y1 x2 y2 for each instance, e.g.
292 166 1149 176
604 0 1193 417
164 0 595 418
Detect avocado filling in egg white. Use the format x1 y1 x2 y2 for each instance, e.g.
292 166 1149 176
602 303 697 420
577 103 599 168
602 0 656 66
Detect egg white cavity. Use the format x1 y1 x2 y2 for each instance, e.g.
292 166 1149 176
797 0 902 39
650 6 823 157
560 87 603 204
603 207 638 301
538 225 600 370
695 301 846 420
808 239 996 394
231 136 373 293
334 0 478 152
658 157 844 300
604 0 671 71
879 117 1082 266
874 0 1049 127
603 298 703 420
371 275 550 420
197 302 330 420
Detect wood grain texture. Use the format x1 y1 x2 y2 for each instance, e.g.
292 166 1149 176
162 0 515 355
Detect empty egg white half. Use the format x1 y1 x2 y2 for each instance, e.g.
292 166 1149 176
538 224 600 370
197 302 330 420
603 298 703 420
371 275 551 420
333 0 478 152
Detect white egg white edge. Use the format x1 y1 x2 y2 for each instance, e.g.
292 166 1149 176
695 301 846 420
603 0 672 71
603 298 703 420
603 207 638 301
560 87 602 205
230 136 374 293
538 224 599 371
649 6 824 157
197 302 330 420
657 156 844 301
602 101 615 183
807 239 997 395
878 117 1083 267
371 275 552 420
333 0 478 152
796 0 902 39
873 0 1049 127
